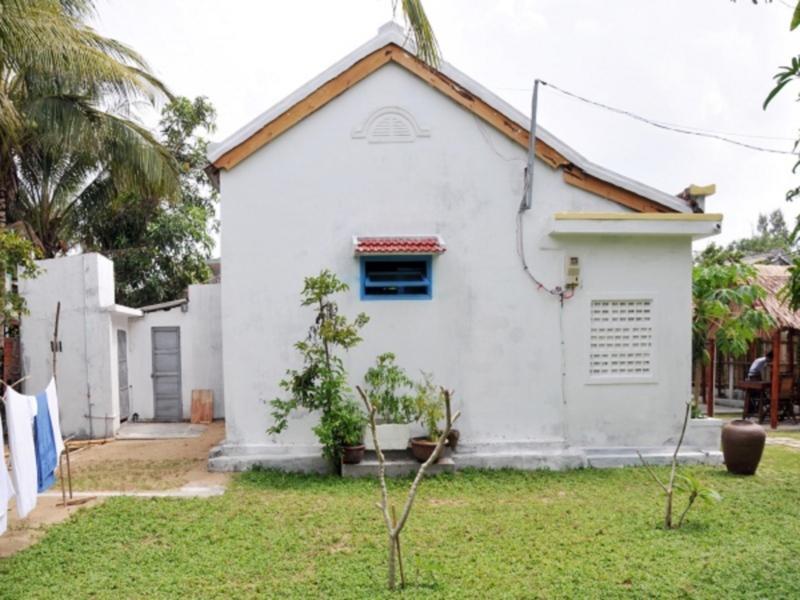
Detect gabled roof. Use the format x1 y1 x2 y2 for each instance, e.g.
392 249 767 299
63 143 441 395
208 22 690 214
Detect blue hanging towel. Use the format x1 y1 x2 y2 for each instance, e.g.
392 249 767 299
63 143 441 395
33 391 58 493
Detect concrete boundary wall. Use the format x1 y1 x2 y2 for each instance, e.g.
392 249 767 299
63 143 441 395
19 254 224 438
19 254 137 439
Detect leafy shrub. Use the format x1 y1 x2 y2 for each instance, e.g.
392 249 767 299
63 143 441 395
363 352 416 424
414 372 445 441
268 270 369 463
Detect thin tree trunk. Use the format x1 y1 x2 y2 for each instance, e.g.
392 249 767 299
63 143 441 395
664 489 673 529
358 385 460 591
387 533 397 590
638 401 692 530
693 361 703 407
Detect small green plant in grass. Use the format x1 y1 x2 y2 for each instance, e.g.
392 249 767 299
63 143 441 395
268 270 369 464
363 353 416 424
638 401 722 529
674 473 722 528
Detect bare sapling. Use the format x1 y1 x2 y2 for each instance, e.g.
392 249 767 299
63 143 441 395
357 384 460 591
638 400 720 529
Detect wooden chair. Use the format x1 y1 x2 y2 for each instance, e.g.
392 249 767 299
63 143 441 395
760 375 798 424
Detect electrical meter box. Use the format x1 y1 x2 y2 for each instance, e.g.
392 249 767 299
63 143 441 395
565 256 580 289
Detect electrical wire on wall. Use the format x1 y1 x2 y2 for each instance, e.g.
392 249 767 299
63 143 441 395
515 207 573 304
515 176 575 304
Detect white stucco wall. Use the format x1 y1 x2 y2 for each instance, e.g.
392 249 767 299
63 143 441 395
128 284 224 420
19 255 224 437
19 254 126 439
215 62 702 469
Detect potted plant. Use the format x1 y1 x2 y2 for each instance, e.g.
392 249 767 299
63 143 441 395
409 373 446 463
336 399 368 465
362 353 416 451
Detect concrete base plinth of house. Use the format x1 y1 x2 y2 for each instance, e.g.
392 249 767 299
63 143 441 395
584 447 724 469
683 417 724 450
342 451 455 478
207 442 332 474
208 437 724 474
455 440 587 471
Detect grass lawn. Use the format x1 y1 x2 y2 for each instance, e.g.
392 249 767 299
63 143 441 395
2 448 800 599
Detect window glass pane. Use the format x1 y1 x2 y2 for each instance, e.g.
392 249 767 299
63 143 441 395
365 260 427 282
361 257 432 299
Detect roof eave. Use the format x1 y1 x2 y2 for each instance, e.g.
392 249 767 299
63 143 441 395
208 23 692 214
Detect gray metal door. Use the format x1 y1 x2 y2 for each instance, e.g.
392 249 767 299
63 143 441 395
151 327 182 421
117 329 130 421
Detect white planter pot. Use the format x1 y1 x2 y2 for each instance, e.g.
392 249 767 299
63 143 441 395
364 423 411 451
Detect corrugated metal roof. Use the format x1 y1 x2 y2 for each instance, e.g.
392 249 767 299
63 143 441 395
138 298 188 313
754 265 800 330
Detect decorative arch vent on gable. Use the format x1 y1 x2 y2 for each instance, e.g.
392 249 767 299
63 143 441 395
352 107 430 144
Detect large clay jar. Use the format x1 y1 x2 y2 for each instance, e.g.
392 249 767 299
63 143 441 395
721 420 766 475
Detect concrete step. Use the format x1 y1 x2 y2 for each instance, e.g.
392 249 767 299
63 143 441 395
342 452 455 478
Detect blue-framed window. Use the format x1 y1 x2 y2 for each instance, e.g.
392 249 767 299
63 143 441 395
360 256 432 300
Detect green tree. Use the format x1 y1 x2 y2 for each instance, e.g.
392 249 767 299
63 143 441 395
0 229 40 328
0 0 178 226
726 209 793 256
692 256 774 405
269 270 369 464
746 0 800 309
77 97 218 307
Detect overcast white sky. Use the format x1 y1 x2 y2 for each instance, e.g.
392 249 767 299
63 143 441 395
93 0 800 249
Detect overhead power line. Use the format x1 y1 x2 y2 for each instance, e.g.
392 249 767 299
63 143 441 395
497 82 797 155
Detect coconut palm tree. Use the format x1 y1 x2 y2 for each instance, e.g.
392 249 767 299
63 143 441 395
0 0 178 227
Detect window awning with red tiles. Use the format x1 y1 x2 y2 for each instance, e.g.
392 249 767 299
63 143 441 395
353 235 446 256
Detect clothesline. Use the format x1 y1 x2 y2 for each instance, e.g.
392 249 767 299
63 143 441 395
0 376 31 402
2 377 67 535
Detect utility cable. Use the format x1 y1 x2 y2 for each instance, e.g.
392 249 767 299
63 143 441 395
537 80 798 156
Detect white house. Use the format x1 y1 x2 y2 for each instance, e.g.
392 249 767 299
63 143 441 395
202 23 723 473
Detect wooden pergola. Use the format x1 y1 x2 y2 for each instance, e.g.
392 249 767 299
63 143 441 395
705 265 800 429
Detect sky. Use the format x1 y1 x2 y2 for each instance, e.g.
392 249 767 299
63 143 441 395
92 0 800 250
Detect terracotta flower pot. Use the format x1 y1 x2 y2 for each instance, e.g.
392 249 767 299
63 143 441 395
721 420 766 475
341 444 366 465
410 437 440 463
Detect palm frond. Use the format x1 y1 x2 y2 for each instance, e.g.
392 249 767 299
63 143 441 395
400 0 441 67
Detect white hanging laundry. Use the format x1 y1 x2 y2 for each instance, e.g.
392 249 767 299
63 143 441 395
5 387 38 519
44 378 65 458
0 410 16 536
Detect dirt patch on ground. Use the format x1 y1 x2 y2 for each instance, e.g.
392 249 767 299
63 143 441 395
1 420 228 558
61 421 228 491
